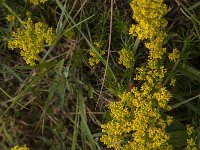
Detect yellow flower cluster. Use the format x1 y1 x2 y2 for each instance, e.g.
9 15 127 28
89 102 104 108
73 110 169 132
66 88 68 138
118 48 134 68
6 15 15 22
28 0 48 5
129 0 168 40
8 18 55 66
101 0 174 149
88 42 105 66
168 48 180 62
64 29 75 39
101 88 173 149
186 125 197 150
101 100 133 148
170 78 176 86
11 145 29 150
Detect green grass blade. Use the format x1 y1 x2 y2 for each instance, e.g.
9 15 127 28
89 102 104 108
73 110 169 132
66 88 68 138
177 63 200 83
1 64 24 83
188 1 200 10
173 93 200 116
42 59 64 132
55 0 116 81
71 96 79 150
171 94 200 109
81 117 87 150
15 61 57 70
77 88 101 150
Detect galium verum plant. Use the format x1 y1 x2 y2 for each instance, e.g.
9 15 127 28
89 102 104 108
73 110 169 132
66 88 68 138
8 17 55 66
88 42 105 66
101 0 176 149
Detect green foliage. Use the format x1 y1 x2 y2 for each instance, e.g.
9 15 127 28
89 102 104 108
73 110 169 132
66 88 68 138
0 0 200 149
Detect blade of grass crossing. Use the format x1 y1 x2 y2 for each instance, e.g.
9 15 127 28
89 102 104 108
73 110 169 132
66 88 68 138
0 86 28 112
188 1 200 10
176 1 200 40
2 122 14 145
81 114 87 150
55 1 68 40
55 0 116 81
1 64 24 83
0 69 49 118
42 59 64 132
15 61 57 70
71 96 79 150
77 88 101 150
173 93 200 116
171 94 200 109
43 0 93 62
177 63 200 83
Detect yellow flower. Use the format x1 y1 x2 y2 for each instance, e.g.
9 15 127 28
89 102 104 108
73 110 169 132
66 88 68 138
28 0 48 5
170 78 176 86
186 125 195 136
64 29 75 39
118 48 134 68
145 34 167 59
185 125 197 150
88 42 105 66
169 48 180 62
153 87 172 109
8 18 55 66
6 15 15 22
186 138 197 150
11 145 30 150
129 0 168 40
